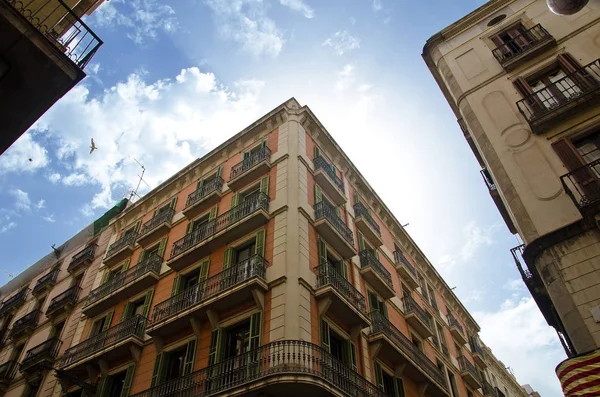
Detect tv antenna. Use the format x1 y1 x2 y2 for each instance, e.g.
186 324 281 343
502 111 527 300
129 158 150 203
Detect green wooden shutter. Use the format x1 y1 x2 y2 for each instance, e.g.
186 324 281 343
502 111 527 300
243 151 250 160
208 329 222 366
379 300 388 319
171 275 182 296
102 311 113 331
314 146 320 159
394 378 406 397
199 260 210 281
260 176 269 196
261 140 267 149
368 292 379 314
170 196 177 209
231 193 239 208
216 165 223 178
121 259 131 272
320 319 331 353
358 233 365 251
97 376 110 397
142 289 154 318
138 250 147 264
249 311 262 350
150 353 164 387
120 302 132 322
374 361 385 391
315 185 322 204
318 238 327 265
133 220 141 233
349 341 358 371
101 270 110 284
157 237 168 258
223 248 234 270
335 206 341 218
342 341 357 371
209 205 218 220
186 221 194 234
120 364 136 397
353 192 359 206
254 229 266 257
183 338 197 375
340 261 348 280
197 179 204 191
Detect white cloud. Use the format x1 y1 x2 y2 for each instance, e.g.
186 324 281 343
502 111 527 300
336 64 356 91
475 298 565 394
26 67 264 214
93 0 176 45
9 189 31 212
0 132 49 174
35 199 45 210
203 0 284 57
42 214 56 223
370 0 383 11
279 0 314 18
48 173 62 184
0 221 16 234
323 31 360 55
505 278 526 291
439 221 497 269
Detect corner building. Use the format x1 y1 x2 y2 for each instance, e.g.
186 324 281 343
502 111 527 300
32 98 522 397
422 0 600 393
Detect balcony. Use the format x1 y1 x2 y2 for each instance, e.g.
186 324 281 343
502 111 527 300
353 202 383 247
183 177 224 220
20 338 62 373
68 244 97 274
83 254 161 317
394 251 419 289
137 208 174 247
0 361 17 390
0 289 28 316
470 341 487 368
517 59 600 134
0 0 102 154
403 296 433 338
46 286 80 318
59 315 145 373
130 340 386 397
359 250 395 299
368 312 449 397
561 159 600 218
228 146 271 191
314 202 356 259
9 310 41 341
149 255 268 337
314 262 370 334
32 268 59 297
482 379 496 397
104 233 136 267
447 313 467 345
492 24 556 71
458 356 482 389
168 193 269 272
314 156 346 205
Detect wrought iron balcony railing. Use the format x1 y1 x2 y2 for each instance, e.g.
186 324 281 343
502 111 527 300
314 156 344 192
481 169 497 191
0 289 28 316
152 255 267 324
359 250 393 290
46 286 80 316
492 24 553 64
458 356 482 382
369 312 448 390
447 313 465 335
402 296 432 330
470 340 485 357
20 338 62 371
86 254 162 308
32 268 59 295
10 310 41 337
315 262 366 314
230 146 271 180
560 159 600 213
314 201 354 246
0 360 17 382
6 0 103 69
516 59 600 124
139 208 174 237
353 202 381 237
60 315 146 368
186 178 224 208
171 193 269 259
130 340 387 397
68 244 97 271
106 233 136 258
393 251 416 277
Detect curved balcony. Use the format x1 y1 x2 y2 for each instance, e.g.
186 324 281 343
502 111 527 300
314 262 370 334
83 254 162 317
168 193 269 272
0 289 29 316
10 310 41 340
403 296 433 338
68 244 97 274
20 338 62 373
130 340 386 397
314 155 346 205
314 201 356 259
359 250 394 299
149 256 267 337
59 315 146 373
46 286 80 318
183 177 224 220
137 207 175 247
32 268 59 297
353 202 382 247
458 356 482 389
228 146 271 191
104 233 136 267
368 312 449 397
394 251 418 289
447 313 467 345
492 24 556 71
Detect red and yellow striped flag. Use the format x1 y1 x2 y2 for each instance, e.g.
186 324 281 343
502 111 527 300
556 348 600 396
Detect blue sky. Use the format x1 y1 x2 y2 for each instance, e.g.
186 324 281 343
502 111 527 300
0 0 565 395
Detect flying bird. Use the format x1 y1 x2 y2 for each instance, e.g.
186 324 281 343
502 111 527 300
90 138 98 154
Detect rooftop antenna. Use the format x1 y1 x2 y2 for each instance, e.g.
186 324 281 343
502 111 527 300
129 158 149 203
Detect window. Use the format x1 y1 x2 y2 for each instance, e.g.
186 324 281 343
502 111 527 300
104 370 127 397
225 319 252 359
455 343 462 357
373 362 405 397
368 291 387 318
318 238 348 279
191 214 210 233
447 370 459 397
165 346 187 381
98 365 135 397
151 339 197 387
321 319 357 371
90 312 113 337
50 321 65 339
11 343 24 362
418 274 428 301
491 23 532 58
411 334 422 352
467 390 474 397
23 382 41 397
427 285 438 309
104 264 126 284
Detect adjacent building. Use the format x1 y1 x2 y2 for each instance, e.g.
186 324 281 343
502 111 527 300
482 347 528 397
422 0 600 394
0 0 106 154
